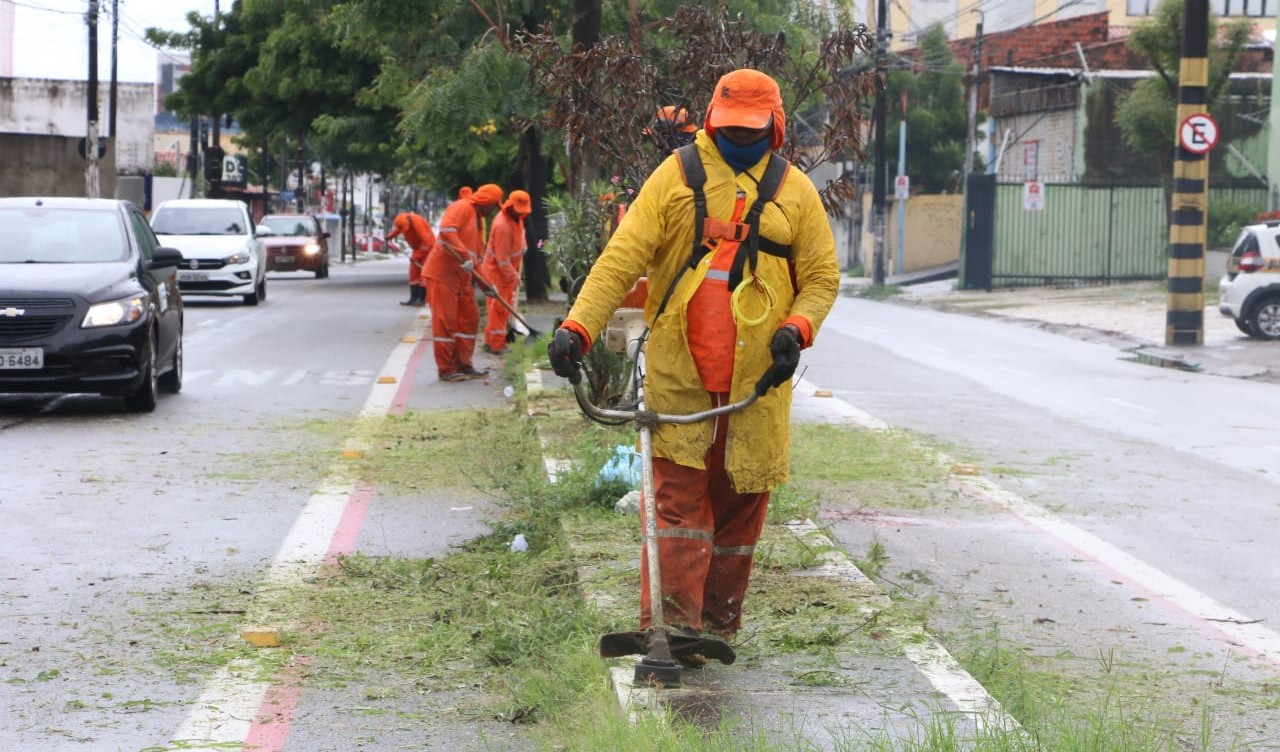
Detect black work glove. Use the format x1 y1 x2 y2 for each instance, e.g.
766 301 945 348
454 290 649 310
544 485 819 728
763 325 801 389
548 328 584 384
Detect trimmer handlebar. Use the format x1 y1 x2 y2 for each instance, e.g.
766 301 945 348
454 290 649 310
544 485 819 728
570 374 769 425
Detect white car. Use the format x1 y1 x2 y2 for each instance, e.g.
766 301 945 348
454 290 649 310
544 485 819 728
151 199 268 305
1218 220 1280 339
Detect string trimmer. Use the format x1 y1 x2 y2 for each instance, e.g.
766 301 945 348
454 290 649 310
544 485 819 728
567 337 772 688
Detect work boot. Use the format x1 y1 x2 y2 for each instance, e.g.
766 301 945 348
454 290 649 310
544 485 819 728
459 365 489 379
399 285 418 306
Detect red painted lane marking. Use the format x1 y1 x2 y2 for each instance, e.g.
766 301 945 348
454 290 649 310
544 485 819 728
390 337 433 415
325 483 377 563
239 325 435 749
242 658 311 752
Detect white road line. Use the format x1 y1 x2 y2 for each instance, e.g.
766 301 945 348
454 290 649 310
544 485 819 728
787 520 1023 735
998 366 1031 376
864 324 889 334
1104 396 1157 414
165 660 267 752
164 315 430 751
796 382 1280 670
922 344 950 353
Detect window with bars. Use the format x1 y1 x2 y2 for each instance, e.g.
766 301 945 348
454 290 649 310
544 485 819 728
1211 0 1274 15
1130 0 1271 14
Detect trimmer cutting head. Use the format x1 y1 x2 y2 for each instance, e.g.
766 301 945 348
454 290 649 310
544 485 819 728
600 627 736 687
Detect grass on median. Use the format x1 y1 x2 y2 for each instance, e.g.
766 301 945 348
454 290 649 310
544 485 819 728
125 359 1270 750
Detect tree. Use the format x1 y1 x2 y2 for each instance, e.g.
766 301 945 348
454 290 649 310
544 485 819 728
1115 0 1251 177
885 24 976 194
515 3 875 213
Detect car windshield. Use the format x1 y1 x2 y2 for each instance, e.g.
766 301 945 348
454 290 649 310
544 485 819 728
152 206 247 236
0 207 126 263
261 216 317 236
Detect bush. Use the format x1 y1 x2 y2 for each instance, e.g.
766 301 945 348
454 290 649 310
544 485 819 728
1209 199 1258 248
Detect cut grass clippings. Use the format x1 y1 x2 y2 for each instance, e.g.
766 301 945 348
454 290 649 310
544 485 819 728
133 362 1267 750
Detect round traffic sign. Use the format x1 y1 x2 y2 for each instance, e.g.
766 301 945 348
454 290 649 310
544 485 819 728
1178 113 1219 155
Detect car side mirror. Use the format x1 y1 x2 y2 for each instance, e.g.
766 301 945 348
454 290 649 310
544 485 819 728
320 231 331 239
151 247 184 269
255 225 276 237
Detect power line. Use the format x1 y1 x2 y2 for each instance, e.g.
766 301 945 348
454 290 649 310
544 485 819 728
5 0 83 16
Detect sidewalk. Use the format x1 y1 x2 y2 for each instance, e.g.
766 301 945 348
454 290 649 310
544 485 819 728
846 276 1280 382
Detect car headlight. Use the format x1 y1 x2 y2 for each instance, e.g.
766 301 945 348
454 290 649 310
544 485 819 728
82 295 146 328
303 243 321 256
223 250 252 265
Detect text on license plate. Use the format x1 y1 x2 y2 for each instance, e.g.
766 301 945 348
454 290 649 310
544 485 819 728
180 271 210 282
275 256 295 263
0 348 43 369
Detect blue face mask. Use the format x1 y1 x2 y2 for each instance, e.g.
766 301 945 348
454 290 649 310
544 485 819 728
715 131 771 172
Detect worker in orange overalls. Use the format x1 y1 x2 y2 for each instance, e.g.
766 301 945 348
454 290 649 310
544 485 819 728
480 189 532 354
547 70 840 661
386 212 436 307
424 183 504 382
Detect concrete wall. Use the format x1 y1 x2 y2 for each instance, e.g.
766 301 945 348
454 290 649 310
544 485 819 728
0 132 116 197
859 193 964 276
0 77 154 196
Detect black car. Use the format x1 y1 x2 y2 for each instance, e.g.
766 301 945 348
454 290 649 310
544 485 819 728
0 197 185 412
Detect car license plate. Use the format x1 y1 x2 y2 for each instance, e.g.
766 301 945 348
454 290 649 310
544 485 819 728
275 255 295 263
180 271 210 282
0 348 43 369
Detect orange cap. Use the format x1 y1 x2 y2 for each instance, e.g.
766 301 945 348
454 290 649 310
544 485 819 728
458 186 472 199
386 212 410 239
704 68 786 149
503 189 532 215
469 183 504 207
647 105 697 135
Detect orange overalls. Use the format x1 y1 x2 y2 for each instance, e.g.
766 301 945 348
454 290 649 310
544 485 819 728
480 208 526 352
638 189 770 638
423 199 484 379
388 213 436 291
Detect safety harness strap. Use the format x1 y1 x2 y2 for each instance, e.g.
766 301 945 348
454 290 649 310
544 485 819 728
652 145 791 324
727 154 790 291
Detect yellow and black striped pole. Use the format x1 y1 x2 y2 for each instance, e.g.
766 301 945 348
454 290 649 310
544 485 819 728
1166 0 1211 346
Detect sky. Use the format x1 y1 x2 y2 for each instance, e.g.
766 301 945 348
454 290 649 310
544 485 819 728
7 0 215 83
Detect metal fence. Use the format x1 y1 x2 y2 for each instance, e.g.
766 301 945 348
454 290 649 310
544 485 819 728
987 178 1269 287
992 181 1166 285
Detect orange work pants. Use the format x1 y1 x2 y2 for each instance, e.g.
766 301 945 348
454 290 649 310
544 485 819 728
483 279 518 351
425 276 479 377
639 402 770 637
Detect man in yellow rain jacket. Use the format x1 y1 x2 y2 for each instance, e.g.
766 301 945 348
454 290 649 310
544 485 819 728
548 69 839 648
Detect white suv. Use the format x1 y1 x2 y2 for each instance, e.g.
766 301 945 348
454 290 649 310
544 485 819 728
151 199 268 305
1218 219 1280 339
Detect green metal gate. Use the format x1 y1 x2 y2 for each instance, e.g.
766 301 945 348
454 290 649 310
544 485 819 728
992 182 1167 286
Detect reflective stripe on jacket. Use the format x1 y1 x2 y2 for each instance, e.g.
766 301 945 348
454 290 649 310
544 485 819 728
563 130 839 492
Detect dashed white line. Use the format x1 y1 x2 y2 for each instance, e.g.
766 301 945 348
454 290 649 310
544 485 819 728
1104 396 1158 414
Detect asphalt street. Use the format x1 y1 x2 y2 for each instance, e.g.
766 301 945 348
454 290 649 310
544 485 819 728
5 260 1280 749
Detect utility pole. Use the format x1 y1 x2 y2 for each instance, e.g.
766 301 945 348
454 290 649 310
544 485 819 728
1165 0 1211 345
871 0 889 286
108 0 117 139
964 15 984 177
85 0 100 198
210 0 221 181
896 90 907 276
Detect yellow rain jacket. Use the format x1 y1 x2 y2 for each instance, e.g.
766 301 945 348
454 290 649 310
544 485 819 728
563 131 839 492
